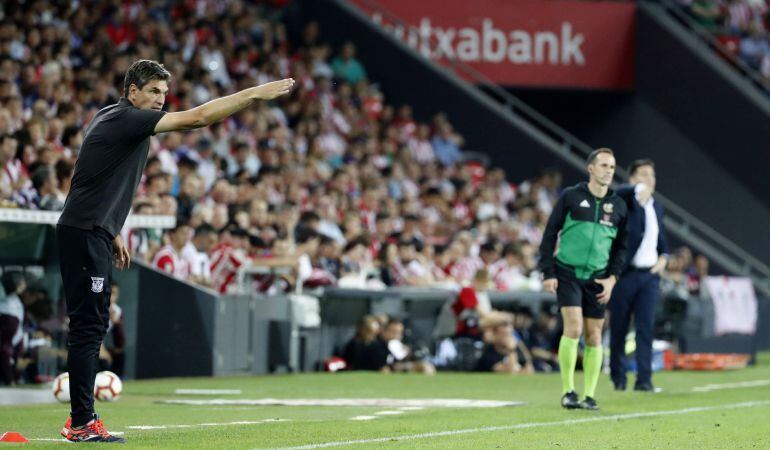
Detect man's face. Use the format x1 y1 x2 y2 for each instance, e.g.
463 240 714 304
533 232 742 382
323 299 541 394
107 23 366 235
182 176 202 198
1 136 17 159
231 235 249 250
382 323 403 342
399 244 415 261
171 226 190 248
320 242 337 259
204 232 218 252
129 79 168 111
195 232 217 253
273 239 294 257
480 249 498 264
538 313 556 330
376 218 391 235
493 322 514 342
473 277 489 292
630 164 656 193
588 153 616 187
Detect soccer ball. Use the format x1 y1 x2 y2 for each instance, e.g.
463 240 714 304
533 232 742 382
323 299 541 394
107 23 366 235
52 372 70 403
94 371 122 402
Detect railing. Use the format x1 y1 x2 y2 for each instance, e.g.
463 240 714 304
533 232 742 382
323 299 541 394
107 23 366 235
236 265 296 294
336 0 770 297
0 208 176 229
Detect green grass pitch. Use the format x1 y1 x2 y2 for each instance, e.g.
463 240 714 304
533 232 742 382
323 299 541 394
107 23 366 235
3 353 770 448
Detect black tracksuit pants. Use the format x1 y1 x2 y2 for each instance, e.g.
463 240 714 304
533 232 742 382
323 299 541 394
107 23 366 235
56 224 113 427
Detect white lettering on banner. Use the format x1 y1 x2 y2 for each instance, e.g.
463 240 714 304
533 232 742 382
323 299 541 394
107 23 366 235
457 28 479 61
372 14 585 66
483 20 506 62
561 23 585 65
704 277 758 336
509 31 530 63
434 26 456 59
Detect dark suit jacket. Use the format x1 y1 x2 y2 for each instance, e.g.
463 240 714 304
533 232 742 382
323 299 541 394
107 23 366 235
616 184 669 273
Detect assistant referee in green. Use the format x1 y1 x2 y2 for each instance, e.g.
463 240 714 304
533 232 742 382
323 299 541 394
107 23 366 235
538 148 629 411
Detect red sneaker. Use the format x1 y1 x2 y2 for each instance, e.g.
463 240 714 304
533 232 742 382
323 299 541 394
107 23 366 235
60 416 71 437
61 415 125 443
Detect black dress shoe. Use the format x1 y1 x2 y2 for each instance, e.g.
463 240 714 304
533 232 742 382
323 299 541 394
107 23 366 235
613 381 627 391
634 382 655 392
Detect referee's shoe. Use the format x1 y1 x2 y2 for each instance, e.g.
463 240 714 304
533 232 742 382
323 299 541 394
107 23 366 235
61 415 125 443
561 391 580 409
579 397 599 411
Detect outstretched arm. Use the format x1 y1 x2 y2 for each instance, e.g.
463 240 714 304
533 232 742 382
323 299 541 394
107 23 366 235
154 78 295 133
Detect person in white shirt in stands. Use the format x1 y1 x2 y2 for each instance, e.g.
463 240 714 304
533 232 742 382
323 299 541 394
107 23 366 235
0 271 26 386
152 222 192 280
181 224 218 287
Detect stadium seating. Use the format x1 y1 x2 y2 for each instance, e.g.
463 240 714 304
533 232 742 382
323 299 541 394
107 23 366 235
678 0 770 84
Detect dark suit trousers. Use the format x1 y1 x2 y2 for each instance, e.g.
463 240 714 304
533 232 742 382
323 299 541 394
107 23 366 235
609 270 660 385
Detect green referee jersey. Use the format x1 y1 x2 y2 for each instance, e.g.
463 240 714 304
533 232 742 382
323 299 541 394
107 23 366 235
538 182 629 280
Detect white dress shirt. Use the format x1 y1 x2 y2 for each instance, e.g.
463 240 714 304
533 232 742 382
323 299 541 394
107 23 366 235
631 183 660 269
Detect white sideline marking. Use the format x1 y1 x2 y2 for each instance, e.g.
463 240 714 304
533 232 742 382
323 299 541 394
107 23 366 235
27 421 284 442
349 416 377 421
160 398 522 408
273 400 770 450
373 411 403 416
29 432 124 442
692 379 770 392
174 389 242 395
126 418 287 430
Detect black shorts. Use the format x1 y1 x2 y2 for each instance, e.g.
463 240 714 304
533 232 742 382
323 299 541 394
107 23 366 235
555 264 606 319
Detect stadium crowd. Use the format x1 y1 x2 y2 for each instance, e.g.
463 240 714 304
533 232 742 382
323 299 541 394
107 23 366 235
0 0 560 295
0 2 712 292
0 0 716 382
333 246 710 375
681 0 770 83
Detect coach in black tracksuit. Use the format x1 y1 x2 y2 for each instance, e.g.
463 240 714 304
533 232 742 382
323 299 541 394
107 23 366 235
609 159 669 392
57 85 166 435
56 59 294 442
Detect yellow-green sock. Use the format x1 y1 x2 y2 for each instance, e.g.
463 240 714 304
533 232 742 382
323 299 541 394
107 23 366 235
558 335 579 394
583 345 603 398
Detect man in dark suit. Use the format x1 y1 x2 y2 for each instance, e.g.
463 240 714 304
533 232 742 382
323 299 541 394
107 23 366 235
610 159 669 392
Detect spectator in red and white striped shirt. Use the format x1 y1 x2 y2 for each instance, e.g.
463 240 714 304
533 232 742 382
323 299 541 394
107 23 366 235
490 242 530 291
152 223 192 280
451 240 499 285
210 228 251 294
408 124 436 165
